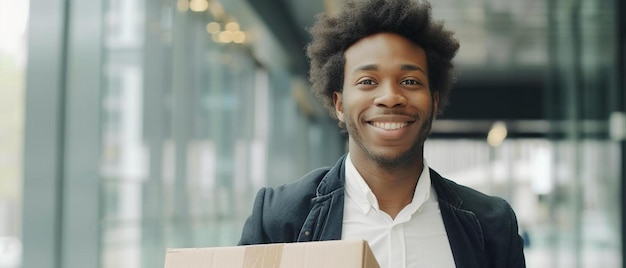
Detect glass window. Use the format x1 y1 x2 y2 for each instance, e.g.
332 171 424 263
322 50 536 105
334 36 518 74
426 138 622 268
98 1 342 267
0 0 29 267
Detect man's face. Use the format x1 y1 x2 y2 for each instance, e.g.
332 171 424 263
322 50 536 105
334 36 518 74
334 33 438 168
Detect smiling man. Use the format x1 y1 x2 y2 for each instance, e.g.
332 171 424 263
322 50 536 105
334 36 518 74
239 0 526 267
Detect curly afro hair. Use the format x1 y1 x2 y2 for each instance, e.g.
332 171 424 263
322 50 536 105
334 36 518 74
306 0 459 119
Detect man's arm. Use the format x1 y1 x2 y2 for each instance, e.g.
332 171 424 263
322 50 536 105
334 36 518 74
505 203 526 268
238 188 269 245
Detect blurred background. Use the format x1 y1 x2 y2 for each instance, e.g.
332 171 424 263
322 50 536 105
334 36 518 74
0 0 625 267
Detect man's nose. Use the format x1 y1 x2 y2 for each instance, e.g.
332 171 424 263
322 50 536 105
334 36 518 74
374 82 407 108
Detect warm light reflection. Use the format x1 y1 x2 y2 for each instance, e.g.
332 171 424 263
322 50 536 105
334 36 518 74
232 31 246 44
189 0 208 12
184 1 247 45
487 121 507 147
208 1 226 20
206 22 220 34
225 22 239 32
218 31 233 43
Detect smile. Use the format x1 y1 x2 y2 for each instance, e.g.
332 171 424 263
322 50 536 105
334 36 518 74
369 121 410 130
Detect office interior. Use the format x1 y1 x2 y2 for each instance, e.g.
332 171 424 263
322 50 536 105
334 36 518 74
0 0 625 267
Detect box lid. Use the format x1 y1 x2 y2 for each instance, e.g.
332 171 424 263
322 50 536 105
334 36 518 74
164 240 379 268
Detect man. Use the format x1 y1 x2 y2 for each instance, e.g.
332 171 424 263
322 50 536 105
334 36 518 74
239 0 526 267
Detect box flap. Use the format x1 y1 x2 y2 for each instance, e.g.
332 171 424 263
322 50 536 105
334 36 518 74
164 240 380 268
279 240 379 268
243 243 284 267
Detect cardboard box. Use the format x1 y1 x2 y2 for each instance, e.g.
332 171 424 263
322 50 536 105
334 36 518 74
164 240 380 268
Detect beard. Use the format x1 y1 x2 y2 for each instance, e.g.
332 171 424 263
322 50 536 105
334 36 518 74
344 107 435 170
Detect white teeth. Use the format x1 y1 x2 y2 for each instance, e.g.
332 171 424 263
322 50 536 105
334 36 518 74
371 122 408 130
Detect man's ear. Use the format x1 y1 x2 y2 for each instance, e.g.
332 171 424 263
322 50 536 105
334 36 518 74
333 92 344 122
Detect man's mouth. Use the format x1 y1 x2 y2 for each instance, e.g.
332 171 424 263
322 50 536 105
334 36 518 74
368 121 410 130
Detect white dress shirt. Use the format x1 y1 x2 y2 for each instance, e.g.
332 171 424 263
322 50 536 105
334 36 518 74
341 154 456 268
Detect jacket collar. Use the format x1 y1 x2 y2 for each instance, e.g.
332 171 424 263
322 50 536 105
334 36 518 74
316 155 461 206
316 154 348 197
429 168 463 208
304 155 348 241
319 155 462 203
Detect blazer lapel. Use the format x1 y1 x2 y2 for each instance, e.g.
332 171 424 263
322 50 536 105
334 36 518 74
439 202 486 268
298 155 347 241
431 169 487 268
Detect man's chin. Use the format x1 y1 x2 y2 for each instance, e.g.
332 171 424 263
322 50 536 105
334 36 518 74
368 149 419 169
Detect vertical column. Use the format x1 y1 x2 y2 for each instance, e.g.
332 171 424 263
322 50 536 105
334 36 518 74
23 0 104 267
546 0 588 266
170 4 192 247
61 0 104 266
22 0 68 267
141 0 171 267
568 1 584 267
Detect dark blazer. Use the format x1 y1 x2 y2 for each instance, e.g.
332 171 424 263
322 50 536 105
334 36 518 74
239 155 526 268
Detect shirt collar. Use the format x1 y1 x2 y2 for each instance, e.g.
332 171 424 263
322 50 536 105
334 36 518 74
344 153 432 216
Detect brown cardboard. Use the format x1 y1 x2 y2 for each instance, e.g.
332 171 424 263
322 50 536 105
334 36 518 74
164 240 380 268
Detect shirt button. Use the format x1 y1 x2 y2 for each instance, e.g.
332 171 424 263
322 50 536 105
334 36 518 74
304 231 310 236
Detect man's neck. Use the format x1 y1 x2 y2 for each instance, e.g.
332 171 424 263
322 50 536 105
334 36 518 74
348 152 424 219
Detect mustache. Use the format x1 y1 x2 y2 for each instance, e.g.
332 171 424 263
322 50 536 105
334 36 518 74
374 108 420 119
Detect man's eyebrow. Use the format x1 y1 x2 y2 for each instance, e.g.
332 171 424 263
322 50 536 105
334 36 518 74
352 64 426 74
353 64 377 73
401 64 426 73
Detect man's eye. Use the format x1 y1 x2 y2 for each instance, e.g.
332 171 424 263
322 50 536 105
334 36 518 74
401 79 421 85
358 79 376 85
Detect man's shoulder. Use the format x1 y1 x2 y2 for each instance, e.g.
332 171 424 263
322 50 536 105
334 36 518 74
240 166 336 244
432 170 514 220
262 167 333 205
